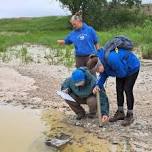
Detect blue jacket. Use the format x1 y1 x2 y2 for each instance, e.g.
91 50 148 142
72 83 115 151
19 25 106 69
61 67 109 116
64 23 99 56
97 48 140 88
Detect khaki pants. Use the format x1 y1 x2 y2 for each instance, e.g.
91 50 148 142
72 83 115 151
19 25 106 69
66 94 97 115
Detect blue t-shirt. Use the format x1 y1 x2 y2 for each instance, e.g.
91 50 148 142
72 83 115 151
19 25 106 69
64 23 99 56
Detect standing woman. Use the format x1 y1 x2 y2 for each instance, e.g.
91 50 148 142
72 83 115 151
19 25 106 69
57 12 100 68
87 48 140 126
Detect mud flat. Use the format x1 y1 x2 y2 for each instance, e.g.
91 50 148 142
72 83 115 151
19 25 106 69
0 59 152 151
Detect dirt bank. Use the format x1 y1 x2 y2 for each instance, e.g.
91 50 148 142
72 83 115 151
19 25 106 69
0 61 152 151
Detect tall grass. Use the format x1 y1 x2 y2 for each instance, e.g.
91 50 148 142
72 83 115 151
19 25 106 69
0 16 152 60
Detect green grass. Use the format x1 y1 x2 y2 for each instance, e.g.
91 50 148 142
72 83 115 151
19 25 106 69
0 16 71 52
0 16 152 59
0 16 70 32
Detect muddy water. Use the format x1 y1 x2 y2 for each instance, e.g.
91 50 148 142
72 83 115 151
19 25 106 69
0 103 53 152
42 109 123 152
0 103 123 152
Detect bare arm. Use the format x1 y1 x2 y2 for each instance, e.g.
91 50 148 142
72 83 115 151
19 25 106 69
95 43 100 50
57 40 65 45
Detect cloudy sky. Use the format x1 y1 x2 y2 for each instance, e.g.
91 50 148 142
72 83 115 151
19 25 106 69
0 0 151 18
0 0 71 18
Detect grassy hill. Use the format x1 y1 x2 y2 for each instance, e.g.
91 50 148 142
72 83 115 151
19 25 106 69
0 16 152 59
0 16 70 52
0 16 70 32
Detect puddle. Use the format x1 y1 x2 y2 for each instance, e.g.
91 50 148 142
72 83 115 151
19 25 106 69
0 100 135 152
0 103 53 152
42 109 124 152
0 102 132 152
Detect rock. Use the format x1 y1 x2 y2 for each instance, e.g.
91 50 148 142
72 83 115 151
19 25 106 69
75 121 81 126
45 138 71 148
92 124 97 128
110 138 120 145
6 100 12 103
45 133 72 148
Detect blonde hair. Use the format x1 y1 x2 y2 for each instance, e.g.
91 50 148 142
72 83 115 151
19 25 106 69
71 11 82 22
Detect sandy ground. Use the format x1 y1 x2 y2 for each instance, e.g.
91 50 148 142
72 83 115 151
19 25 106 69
0 60 152 152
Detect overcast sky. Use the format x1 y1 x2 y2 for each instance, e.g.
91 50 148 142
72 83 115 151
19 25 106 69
0 0 71 18
0 0 151 19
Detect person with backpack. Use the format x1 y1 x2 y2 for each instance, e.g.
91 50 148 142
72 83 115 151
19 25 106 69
57 12 100 68
61 67 109 121
87 36 140 126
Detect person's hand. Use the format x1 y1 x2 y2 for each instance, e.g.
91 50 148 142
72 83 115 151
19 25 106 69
93 85 100 94
62 88 69 94
57 40 65 45
101 115 109 123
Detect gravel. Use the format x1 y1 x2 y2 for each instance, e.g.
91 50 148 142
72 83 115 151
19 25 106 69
0 60 152 151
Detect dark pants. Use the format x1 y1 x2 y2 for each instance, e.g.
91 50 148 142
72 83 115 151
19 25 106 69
116 71 139 110
75 56 89 68
66 94 97 115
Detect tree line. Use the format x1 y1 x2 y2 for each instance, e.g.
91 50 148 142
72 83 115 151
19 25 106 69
58 0 147 30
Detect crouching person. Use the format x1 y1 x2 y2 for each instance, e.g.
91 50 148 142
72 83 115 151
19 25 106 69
61 67 109 121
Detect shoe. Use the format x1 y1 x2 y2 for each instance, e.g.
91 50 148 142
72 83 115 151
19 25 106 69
121 113 134 126
109 110 125 122
87 113 96 119
76 113 85 120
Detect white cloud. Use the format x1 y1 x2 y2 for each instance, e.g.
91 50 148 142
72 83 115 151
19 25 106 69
142 0 152 4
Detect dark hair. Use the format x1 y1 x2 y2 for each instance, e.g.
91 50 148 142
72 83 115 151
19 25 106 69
87 55 98 69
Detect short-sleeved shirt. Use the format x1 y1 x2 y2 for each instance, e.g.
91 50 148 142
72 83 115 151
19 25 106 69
64 23 99 56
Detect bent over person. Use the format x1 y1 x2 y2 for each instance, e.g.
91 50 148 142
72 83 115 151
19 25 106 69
87 47 140 126
61 67 109 121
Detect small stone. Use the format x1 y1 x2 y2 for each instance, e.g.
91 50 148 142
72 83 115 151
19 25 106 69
111 138 120 145
75 122 81 126
102 127 106 132
92 124 97 128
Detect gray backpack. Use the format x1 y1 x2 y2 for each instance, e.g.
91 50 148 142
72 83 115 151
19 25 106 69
103 35 133 62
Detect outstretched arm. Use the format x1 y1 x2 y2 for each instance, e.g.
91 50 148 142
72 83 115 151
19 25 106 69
57 40 65 45
95 43 100 50
96 72 108 89
57 32 73 45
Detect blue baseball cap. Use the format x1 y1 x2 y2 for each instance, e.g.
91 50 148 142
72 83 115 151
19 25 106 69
71 69 85 83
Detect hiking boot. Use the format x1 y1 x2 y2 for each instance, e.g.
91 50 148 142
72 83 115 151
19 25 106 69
109 110 125 122
76 113 86 120
87 113 96 119
121 113 134 126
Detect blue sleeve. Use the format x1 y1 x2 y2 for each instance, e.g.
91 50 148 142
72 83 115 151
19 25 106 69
64 33 73 45
96 72 108 88
109 54 127 78
90 27 99 44
61 78 70 90
99 89 109 116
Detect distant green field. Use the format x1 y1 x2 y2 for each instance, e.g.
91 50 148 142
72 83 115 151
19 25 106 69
0 16 70 52
0 16 152 59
